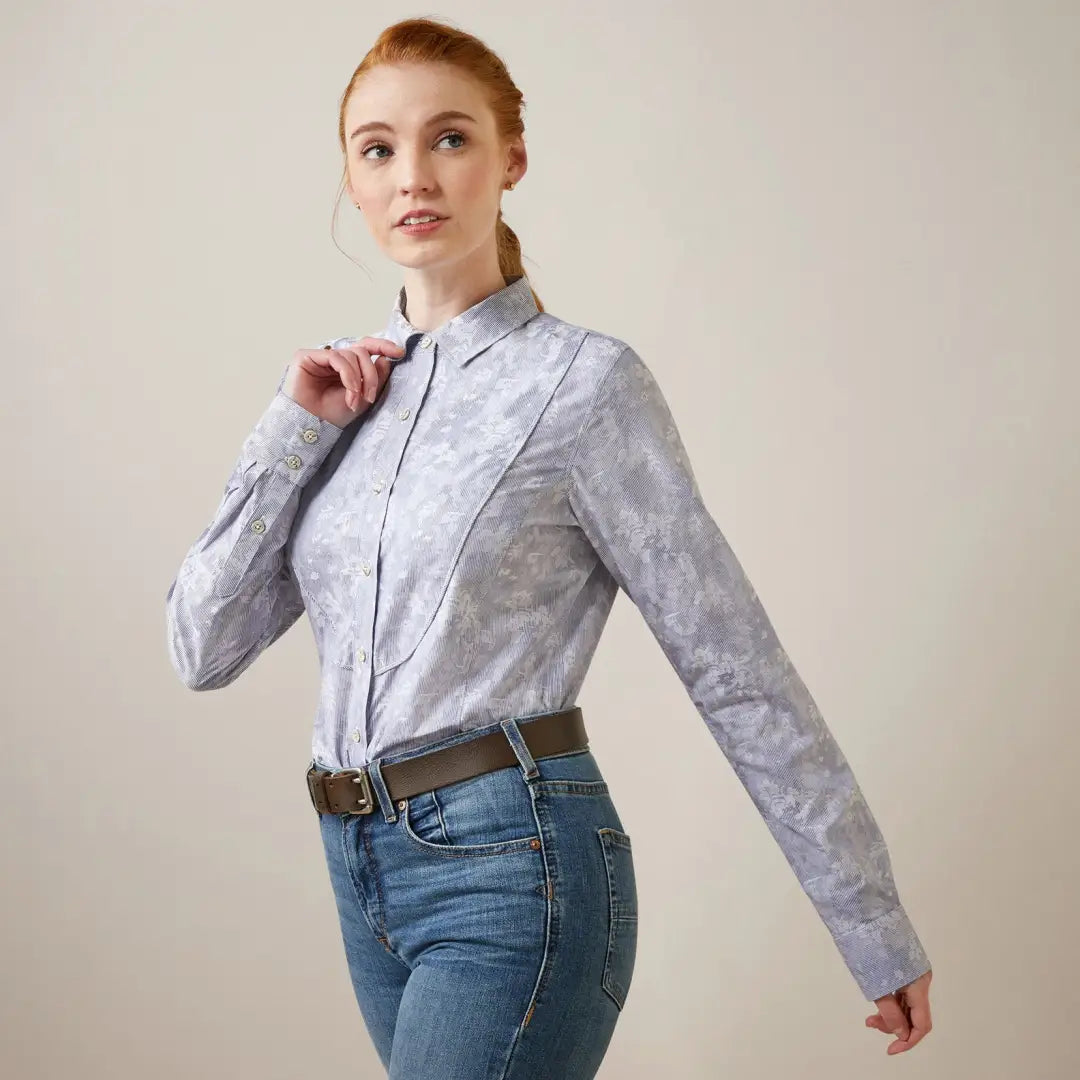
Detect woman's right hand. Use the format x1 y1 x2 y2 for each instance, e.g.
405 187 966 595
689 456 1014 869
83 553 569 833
282 337 405 428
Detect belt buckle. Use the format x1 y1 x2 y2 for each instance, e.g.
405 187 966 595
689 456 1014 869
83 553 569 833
329 768 376 815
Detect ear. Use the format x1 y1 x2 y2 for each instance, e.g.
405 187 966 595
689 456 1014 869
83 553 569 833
505 135 528 187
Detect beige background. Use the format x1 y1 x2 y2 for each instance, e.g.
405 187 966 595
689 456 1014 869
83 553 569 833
5 2 1078 1077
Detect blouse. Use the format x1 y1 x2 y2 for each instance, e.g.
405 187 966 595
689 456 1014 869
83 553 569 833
165 272 931 1001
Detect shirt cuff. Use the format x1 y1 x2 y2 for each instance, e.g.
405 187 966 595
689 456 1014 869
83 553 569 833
245 389 345 484
834 903 932 1001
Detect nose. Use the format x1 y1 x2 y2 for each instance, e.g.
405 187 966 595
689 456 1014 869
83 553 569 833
396 156 438 196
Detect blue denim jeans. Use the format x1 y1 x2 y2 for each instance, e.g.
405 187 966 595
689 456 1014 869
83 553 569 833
310 711 638 1078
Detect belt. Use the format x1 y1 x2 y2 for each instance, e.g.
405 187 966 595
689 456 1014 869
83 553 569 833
306 706 588 815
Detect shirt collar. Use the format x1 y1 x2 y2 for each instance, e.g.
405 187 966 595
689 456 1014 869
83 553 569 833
383 273 539 367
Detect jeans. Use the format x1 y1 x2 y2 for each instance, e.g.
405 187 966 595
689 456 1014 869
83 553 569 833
311 711 638 1078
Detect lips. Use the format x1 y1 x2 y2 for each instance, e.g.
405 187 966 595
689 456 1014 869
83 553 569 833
395 209 446 226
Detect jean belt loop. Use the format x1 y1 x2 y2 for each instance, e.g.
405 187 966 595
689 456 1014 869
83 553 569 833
500 718 540 781
366 759 397 823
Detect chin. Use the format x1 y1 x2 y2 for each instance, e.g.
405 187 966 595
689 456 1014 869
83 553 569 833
389 242 456 268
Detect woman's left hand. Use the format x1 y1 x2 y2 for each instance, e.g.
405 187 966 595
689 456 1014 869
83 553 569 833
865 968 933 1054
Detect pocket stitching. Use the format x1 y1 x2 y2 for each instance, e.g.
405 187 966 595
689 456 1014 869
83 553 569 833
532 778 610 796
398 796 542 858
598 827 638 1010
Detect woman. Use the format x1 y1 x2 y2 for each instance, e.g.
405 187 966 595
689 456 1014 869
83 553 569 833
165 16 933 1077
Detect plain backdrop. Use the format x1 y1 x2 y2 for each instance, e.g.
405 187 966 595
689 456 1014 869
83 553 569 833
4 2 1078 1077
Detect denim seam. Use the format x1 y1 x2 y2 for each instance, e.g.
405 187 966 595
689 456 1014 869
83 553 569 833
598 828 633 1009
338 817 379 944
431 790 452 845
532 778 609 796
498 783 557 1078
533 746 591 761
359 817 394 946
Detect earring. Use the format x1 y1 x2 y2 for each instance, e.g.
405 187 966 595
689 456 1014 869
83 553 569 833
504 181 516 190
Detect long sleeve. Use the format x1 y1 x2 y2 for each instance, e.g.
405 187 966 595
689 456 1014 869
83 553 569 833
565 344 931 1002
165 368 344 690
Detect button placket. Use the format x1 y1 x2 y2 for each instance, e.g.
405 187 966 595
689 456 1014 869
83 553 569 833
344 337 436 765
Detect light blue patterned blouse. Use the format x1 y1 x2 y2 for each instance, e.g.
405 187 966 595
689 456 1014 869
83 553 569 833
165 273 930 1001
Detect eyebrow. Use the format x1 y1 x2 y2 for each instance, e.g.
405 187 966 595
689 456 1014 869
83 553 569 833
348 110 478 142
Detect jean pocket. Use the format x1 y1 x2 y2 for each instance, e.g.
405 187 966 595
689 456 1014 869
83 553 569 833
598 827 638 1009
397 769 542 858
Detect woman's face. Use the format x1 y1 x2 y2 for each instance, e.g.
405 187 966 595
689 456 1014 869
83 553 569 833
344 62 525 274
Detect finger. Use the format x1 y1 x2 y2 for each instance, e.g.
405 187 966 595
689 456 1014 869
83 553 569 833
309 349 362 404
373 352 393 382
874 997 911 1041
345 347 379 402
351 336 405 359
865 1014 899 1039
887 1018 929 1054
900 991 932 1049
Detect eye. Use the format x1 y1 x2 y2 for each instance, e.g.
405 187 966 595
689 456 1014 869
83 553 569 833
359 129 468 160
437 129 467 149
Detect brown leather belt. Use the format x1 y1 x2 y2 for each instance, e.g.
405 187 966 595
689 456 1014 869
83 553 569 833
306 706 588 815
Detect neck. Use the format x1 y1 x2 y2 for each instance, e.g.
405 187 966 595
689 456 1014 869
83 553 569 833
400 252 508 333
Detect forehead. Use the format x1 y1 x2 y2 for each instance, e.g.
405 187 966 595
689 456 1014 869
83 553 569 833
345 63 490 132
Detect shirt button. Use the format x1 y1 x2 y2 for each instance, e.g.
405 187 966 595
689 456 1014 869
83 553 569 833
250 518 266 534
351 730 361 742
397 408 410 421
419 336 432 348
372 479 384 493
284 454 302 469
356 648 366 663
301 428 319 443
360 560 372 575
